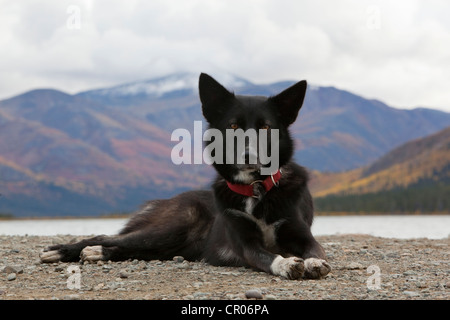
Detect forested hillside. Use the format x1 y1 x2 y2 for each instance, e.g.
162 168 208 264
311 127 450 214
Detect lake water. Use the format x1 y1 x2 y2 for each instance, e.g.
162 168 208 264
0 215 449 239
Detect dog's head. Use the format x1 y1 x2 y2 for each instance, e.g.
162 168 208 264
199 73 307 184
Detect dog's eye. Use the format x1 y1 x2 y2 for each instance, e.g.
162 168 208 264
261 124 270 130
230 123 239 129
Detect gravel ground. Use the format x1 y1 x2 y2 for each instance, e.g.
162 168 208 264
0 234 448 300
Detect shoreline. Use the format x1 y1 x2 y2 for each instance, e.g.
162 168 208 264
2 211 449 221
2 215 449 239
0 234 448 300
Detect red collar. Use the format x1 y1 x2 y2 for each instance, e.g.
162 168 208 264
226 169 282 198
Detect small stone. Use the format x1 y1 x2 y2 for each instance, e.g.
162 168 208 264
173 256 184 263
2 266 17 274
63 294 81 300
403 291 420 297
15 267 24 274
176 261 190 269
386 252 400 259
416 282 427 289
102 265 112 273
401 253 412 257
345 262 364 270
119 270 129 279
7 273 17 281
403 270 417 276
265 294 276 300
245 289 263 299
193 292 210 299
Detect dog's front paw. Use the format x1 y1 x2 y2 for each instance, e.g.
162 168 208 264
40 249 63 263
270 256 305 280
80 245 104 262
303 258 331 279
40 244 70 263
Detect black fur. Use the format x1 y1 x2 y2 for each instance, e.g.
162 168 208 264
41 73 330 280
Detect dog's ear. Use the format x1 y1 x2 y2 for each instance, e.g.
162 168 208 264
269 80 307 126
199 73 234 122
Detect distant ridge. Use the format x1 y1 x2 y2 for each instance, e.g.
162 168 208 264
311 126 450 213
77 72 252 105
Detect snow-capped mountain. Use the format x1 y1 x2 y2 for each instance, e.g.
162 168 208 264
78 72 252 100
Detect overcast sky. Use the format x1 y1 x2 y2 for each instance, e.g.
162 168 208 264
1 0 449 112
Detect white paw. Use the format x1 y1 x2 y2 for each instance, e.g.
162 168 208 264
303 258 331 279
40 250 62 263
270 256 305 279
80 245 104 262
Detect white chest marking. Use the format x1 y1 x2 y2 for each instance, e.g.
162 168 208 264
244 197 256 214
233 170 255 184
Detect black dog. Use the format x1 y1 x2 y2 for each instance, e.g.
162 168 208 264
40 73 331 279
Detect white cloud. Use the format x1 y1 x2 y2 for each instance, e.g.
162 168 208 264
0 0 449 112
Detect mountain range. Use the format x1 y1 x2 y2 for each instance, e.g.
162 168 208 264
1 72 450 217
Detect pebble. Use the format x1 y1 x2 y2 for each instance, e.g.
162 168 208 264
403 291 420 297
3 265 23 274
7 273 16 281
173 256 185 263
119 270 129 279
403 270 417 276
345 262 364 270
193 292 210 299
176 261 190 269
245 289 263 299
416 282 427 289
